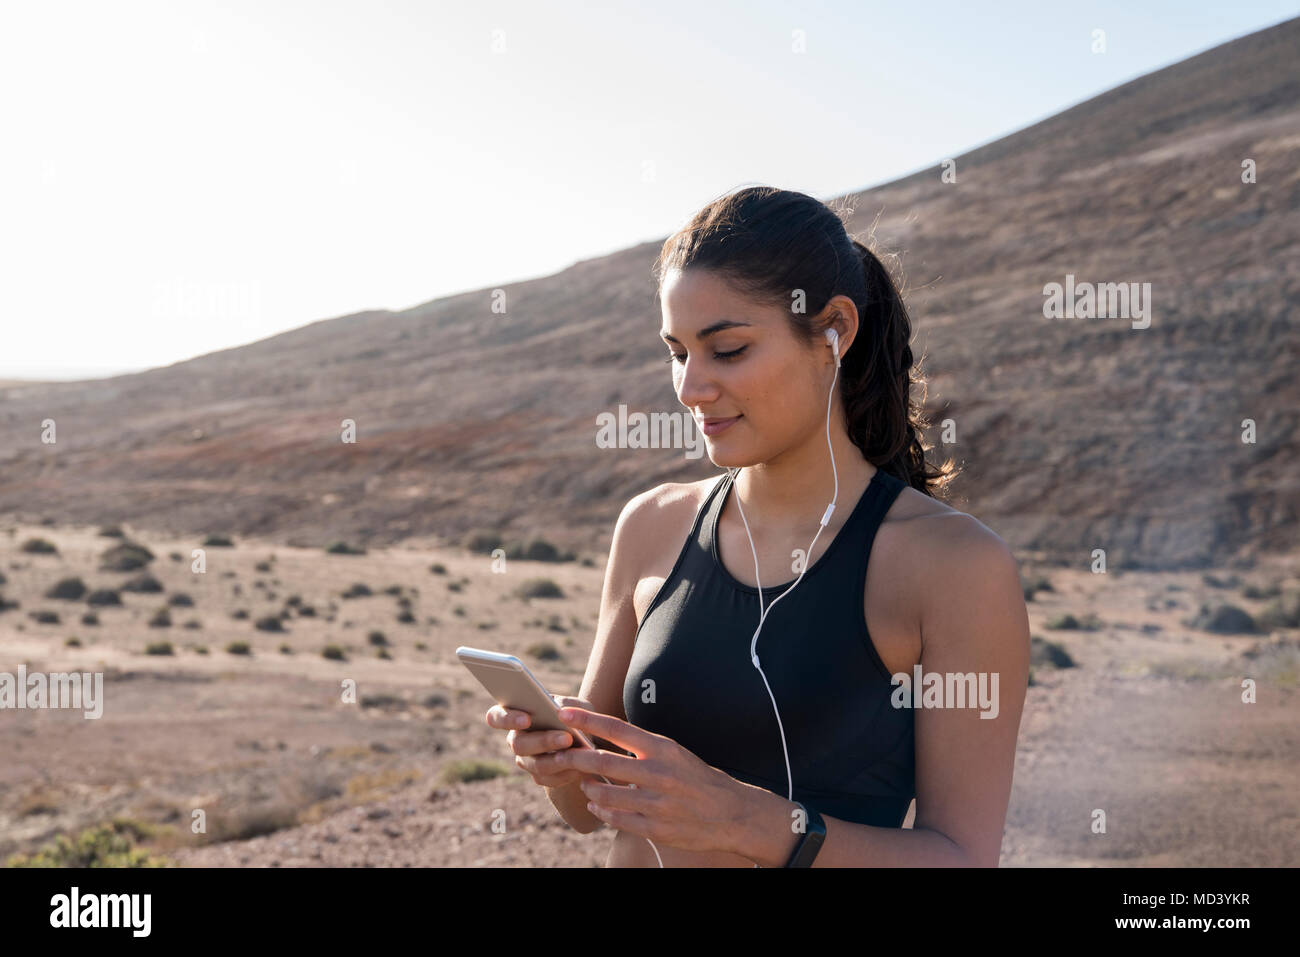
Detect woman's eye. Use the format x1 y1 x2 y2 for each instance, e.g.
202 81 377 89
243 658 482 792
664 346 747 364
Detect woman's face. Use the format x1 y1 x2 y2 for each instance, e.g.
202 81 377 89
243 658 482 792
660 267 837 468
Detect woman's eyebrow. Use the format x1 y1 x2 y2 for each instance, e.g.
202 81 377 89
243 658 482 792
661 319 752 344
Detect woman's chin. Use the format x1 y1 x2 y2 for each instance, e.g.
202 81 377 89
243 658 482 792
705 444 755 469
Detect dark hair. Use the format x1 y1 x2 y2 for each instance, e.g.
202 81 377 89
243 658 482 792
653 185 957 499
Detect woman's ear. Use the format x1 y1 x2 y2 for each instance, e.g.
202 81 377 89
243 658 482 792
820 296 859 360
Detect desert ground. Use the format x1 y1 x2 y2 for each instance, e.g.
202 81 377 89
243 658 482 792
0 522 1296 867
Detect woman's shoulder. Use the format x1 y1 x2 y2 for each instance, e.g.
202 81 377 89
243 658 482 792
875 483 1026 659
881 483 1020 596
616 477 719 537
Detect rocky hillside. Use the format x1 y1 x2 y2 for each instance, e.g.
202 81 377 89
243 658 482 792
0 18 1296 569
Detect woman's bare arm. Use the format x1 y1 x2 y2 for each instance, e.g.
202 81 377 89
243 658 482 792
545 487 661 832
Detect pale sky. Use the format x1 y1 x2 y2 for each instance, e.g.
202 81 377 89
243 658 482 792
1 0 1295 380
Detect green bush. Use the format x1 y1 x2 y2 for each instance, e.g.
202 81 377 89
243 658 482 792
367 630 389 646
322 644 347 661
121 574 163 594
515 578 565 600
147 608 171 628
440 759 511 784
5 820 170 868
1189 603 1257 635
1256 592 1300 630
145 641 174 655
29 610 60 624
429 563 447 575
1242 582 1282 601
254 615 284 632
527 641 561 661
341 583 372 599
226 641 252 656
325 541 366 555
1029 636 1076 669
86 589 122 607
98 525 125 538
99 541 154 571
462 532 503 555
1021 574 1055 601
1201 573 1241 589
203 534 235 548
361 693 406 709
1045 613 1101 631
45 577 87 600
21 537 58 555
504 538 577 563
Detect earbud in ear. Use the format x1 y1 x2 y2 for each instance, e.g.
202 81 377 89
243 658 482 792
824 328 841 367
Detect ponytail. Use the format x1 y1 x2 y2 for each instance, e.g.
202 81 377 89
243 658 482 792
846 239 956 498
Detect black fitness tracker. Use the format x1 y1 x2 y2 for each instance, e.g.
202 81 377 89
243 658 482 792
784 801 826 867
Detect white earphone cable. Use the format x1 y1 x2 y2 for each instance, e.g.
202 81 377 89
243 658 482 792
636 329 840 868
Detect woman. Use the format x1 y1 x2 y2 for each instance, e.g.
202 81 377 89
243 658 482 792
487 185 1029 866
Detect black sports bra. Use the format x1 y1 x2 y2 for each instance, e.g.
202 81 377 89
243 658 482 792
623 466 915 827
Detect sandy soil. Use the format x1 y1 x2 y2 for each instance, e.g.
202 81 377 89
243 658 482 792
1 523 1296 867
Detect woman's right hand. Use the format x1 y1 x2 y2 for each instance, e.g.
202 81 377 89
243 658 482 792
485 694 600 789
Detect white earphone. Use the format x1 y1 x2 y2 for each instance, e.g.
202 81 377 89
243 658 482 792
825 327 841 367
638 324 843 867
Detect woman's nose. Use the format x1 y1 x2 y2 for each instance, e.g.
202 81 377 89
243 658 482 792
673 359 720 408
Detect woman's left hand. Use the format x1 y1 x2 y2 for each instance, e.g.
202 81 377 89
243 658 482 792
552 706 756 854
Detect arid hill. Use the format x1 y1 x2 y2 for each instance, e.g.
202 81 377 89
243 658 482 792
0 18 1296 569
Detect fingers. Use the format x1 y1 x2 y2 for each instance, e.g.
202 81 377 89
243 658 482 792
580 777 659 814
485 704 531 730
515 750 586 789
552 694 592 709
554 746 660 788
509 727 574 757
557 707 659 757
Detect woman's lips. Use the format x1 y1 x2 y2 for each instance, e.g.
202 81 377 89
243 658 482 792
699 415 741 436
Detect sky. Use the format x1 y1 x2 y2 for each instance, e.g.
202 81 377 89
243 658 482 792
1 0 1296 380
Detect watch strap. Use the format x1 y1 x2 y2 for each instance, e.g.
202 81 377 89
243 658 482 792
784 801 826 867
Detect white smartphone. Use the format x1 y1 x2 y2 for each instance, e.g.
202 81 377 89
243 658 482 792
456 646 596 750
